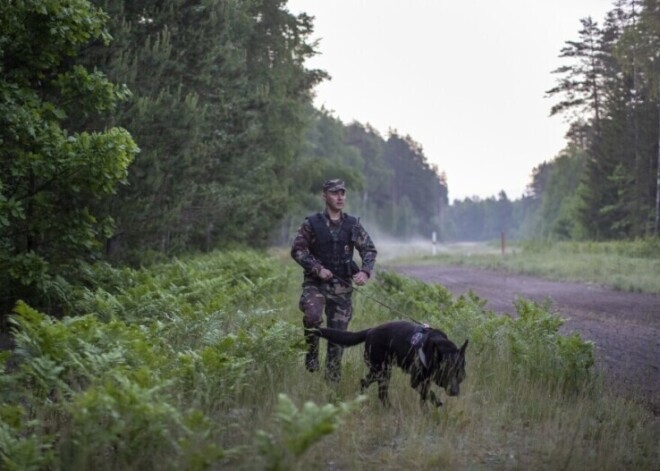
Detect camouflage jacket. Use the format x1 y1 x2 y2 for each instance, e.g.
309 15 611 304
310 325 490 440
291 211 377 285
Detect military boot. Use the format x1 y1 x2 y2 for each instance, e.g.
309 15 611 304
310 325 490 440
324 342 343 383
304 329 319 372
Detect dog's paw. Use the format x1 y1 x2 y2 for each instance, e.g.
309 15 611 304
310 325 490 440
360 378 370 392
430 392 443 407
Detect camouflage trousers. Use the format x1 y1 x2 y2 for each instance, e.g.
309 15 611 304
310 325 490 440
298 281 353 382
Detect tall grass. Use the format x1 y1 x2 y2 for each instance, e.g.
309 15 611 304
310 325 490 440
388 239 660 294
1 250 657 469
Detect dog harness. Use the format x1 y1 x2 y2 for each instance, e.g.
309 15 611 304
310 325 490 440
410 324 430 367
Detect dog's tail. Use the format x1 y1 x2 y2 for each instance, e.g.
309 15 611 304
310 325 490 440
316 327 370 347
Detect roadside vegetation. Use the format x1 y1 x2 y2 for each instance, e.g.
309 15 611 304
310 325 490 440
386 239 660 294
2 250 657 470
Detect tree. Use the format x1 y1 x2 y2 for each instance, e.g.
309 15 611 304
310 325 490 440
446 197 486 241
549 1 659 239
381 132 448 237
578 0 658 238
344 122 391 223
547 16 606 130
0 0 138 315
618 0 660 235
82 0 325 257
539 147 587 239
276 107 364 244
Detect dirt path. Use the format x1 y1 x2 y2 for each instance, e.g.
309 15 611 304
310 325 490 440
394 265 660 412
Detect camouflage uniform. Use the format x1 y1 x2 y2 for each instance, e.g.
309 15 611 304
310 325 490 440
291 206 377 382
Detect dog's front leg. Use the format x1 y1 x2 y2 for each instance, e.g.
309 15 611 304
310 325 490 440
415 379 443 407
416 379 431 405
376 366 392 407
428 390 443 407
362 366 392 406
360 374 375 393
377 379 391 407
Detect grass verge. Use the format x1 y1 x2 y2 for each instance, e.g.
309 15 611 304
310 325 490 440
385 239 660 294
1 249 657 470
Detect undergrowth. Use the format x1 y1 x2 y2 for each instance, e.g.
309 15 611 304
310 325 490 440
1 249 657 470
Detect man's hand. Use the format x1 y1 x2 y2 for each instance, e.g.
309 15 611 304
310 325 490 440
318 267 333 281
353 271 369 286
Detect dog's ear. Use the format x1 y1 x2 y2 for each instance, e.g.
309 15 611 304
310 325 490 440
460 339 468 355
429 338 456 357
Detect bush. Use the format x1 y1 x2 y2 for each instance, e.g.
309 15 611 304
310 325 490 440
372 271 594 391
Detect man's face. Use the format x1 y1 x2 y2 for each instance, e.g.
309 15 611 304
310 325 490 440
323 189 346 212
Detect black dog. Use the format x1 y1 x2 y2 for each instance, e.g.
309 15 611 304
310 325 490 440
317 320 468 407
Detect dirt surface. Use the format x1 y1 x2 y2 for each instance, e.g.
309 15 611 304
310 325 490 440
394 265 660 413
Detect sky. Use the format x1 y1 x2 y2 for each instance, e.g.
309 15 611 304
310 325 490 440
286 0 615 201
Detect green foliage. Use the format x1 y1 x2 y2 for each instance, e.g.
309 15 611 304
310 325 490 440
80 0 325 257
281 110 449 243
0 250 309 468
377 132 448 237
1 249 656 468
375 270 454 318
507 299 594 387
255 393 364 470
6 301 166 403
446 191 516 241
0 404 54 471
546 1 660 240
373 271 594 391
0 0 138 315
525 145 587 240
521 237 660 259
68 374 222 470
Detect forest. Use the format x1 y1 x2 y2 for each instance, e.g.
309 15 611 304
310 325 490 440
1 0 659 315
3 0 660 317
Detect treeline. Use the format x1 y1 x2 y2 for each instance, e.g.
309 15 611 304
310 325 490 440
79 0 446 251
8 0 654 316
281 109 448 242
450 0 660 241
0 0 447 316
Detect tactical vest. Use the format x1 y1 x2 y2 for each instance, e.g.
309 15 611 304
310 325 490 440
308 212 358 280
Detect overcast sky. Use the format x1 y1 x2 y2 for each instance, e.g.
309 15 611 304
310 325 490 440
286 0 614 201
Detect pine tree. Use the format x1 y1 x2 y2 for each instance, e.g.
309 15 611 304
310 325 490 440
82 0 325 257
381 132 447 237
620 0 660 235
547 16 606 130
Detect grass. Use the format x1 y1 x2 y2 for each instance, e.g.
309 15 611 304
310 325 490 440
383 239 660 294
238 261 658 470
2 249 658 470
237 316 658 470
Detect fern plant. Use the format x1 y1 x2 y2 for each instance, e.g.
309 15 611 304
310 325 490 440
255 393 365 470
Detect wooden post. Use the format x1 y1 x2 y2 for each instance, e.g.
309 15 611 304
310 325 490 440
501 231 506 256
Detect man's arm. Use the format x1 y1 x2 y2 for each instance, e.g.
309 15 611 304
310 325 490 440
290 219 324 276
354 222 377 279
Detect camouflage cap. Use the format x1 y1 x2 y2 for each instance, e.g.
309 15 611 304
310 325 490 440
322 179 346 192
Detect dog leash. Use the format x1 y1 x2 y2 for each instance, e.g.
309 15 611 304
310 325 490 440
328 274 426 326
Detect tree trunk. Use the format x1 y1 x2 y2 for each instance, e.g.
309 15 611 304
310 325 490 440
655 91 660 236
